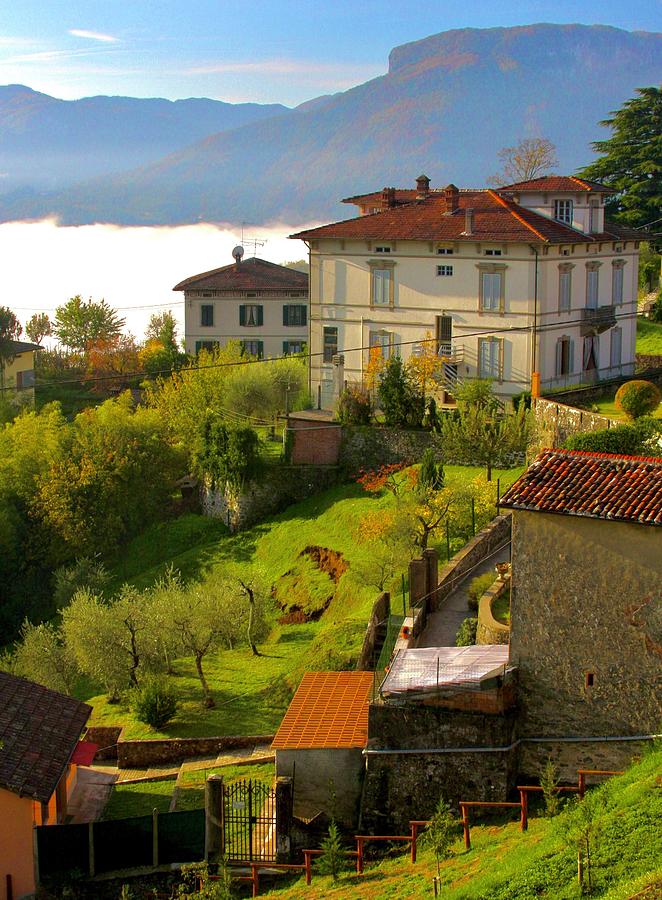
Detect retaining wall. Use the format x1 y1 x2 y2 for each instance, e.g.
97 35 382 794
477 579 510 645
116 734 274 769
532 396 617 450
356 592 390 671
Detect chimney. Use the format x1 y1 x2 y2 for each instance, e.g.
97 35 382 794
381 187 396 210
444 183 459 213
416 174 431 198
464 208 474 235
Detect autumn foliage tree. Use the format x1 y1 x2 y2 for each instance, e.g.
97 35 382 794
489 137 558 186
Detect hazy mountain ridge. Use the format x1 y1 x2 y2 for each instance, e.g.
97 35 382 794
1 23 661 226
0 85 289 193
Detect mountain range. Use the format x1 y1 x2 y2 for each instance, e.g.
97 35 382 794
1 23 661 227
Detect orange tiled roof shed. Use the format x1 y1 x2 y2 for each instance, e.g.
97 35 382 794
271 671 373 750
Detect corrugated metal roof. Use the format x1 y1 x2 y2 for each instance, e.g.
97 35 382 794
271 671 373 750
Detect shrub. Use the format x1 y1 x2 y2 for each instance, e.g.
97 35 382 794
419 448 444 491
615 380 661 419
455 617 477 646
336 384 372 425
377 356 425 428
540 758 562 818
564 417 662 456
317 821 348 882
467 572 495 612
53 556 109 610
132 676 179 729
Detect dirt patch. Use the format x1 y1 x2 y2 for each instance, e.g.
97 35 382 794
274 546 349 623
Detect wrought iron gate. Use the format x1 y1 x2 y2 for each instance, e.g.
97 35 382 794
223 778 277 862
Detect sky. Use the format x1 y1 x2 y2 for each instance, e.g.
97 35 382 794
1 0 660 106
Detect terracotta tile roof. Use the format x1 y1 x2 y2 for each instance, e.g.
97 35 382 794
0 672 91 804
271 671 373 750
499 449 662 527
292 189 599 245
341 189 419 206
173 257 308 292
498 175 614 193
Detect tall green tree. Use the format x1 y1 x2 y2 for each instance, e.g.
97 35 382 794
145 311 179 353
578 87 662 228
54 295 125 352
442 398 531 481
25 313 52 346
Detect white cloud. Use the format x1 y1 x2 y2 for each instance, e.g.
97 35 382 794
185 56 382 80
68 29 118 44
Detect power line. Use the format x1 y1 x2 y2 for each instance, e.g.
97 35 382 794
0 307 641 394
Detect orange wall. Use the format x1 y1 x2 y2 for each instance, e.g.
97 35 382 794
0 788 35 899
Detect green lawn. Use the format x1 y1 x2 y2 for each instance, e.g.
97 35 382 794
102 778 174 820
176 762 274 811
491 588 510 625
636 318 662 355
263 749 662 899
591 395 662 422
84 465 523 740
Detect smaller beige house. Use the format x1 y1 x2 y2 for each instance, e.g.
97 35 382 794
174 252 308 358
272 671 373 828
0 339 41 404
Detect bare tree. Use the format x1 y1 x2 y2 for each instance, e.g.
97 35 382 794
488 138 558 186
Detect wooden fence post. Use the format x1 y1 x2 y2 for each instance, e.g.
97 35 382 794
356 837 364 874
88 822 95 877
152 807 159 867
460 804 471 850
519 790 528 831
410 822 417 863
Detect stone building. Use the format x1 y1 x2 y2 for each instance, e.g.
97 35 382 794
175 252 308 358
290 175 640 407
500 448 662 779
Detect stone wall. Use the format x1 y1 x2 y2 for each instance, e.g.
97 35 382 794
356 592 390 671
361 703 518 831
202 463 339 531
117 734 274 769
509 510 662 781
477 579 510 645
276 747 365 829
636 354 662 371
435 515 512 611
85 726 122 761
532 396 617 450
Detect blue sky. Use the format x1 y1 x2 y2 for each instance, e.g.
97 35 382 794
1 0 660 105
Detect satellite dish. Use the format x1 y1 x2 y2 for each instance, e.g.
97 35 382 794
232 245 245 262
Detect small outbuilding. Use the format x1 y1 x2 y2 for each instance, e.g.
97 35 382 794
272 671 373 828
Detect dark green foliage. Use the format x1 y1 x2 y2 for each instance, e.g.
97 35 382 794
318 821 348 882
53 556 109 609
650 292 662 324
132 676 179 729
336 385 373 425
419 448 444 492
578 87 662 229
467 572 495 612
442 401 531 481
564 417 662 456
540 758 563 818
455 617 478 646
193 418 262 490
639 243 661 293
615 380 661 420
0 305 22 368
377 356 425 428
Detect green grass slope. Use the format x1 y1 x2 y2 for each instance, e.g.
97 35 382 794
637 319 662 356
84 466 521 739
264 748 662 899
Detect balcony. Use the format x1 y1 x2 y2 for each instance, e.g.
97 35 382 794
436 342 464 364
580 305 617 335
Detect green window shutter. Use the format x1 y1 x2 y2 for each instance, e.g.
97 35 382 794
239 305 246 326
283 305 289 326
257 341 264 359
301 306 307 326
195 341 202 354
283 340 290 355
257 306 264 326
240 340 246 354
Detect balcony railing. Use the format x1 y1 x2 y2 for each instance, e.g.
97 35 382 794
581 305 617 335
436 342 464 364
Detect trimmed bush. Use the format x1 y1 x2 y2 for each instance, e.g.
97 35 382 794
132 677 178 729
615 380 661 420
564 418 662 456
336 384 372 425
467 572 496 612
455 617 478 646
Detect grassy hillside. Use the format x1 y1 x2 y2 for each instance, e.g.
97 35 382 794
264 748 662 899
84 466 521 739
636 319 662 356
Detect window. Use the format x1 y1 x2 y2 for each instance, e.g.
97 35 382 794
323 326 338 363
555 336 573 376
375 246 391 253
558 264 573 312
484 249 502 256
283 304 307 327
283 340 306 355
239 304 263 327
589 200 599 233
583 335 599 371
371 267 393 306
436 315 453 355
241 339 263 358
200 304 214 327
436 247 454 255
610 327 622 368
478 337 504 380
479 269 504 312
195 340 217 353
436 264 453 277
586 265 600 310
585 672 595 689
612 261 625 305
369 330 394 360
554 199 573 224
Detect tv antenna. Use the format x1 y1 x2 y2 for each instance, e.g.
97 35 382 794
240 222 266 257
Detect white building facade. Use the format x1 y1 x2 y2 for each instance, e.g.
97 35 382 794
291 176 640 408
175 254 308 358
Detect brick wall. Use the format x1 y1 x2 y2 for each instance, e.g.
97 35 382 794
289 418 343 466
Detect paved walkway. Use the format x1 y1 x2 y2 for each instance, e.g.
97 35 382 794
416 543 510 648
67 767 117 823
